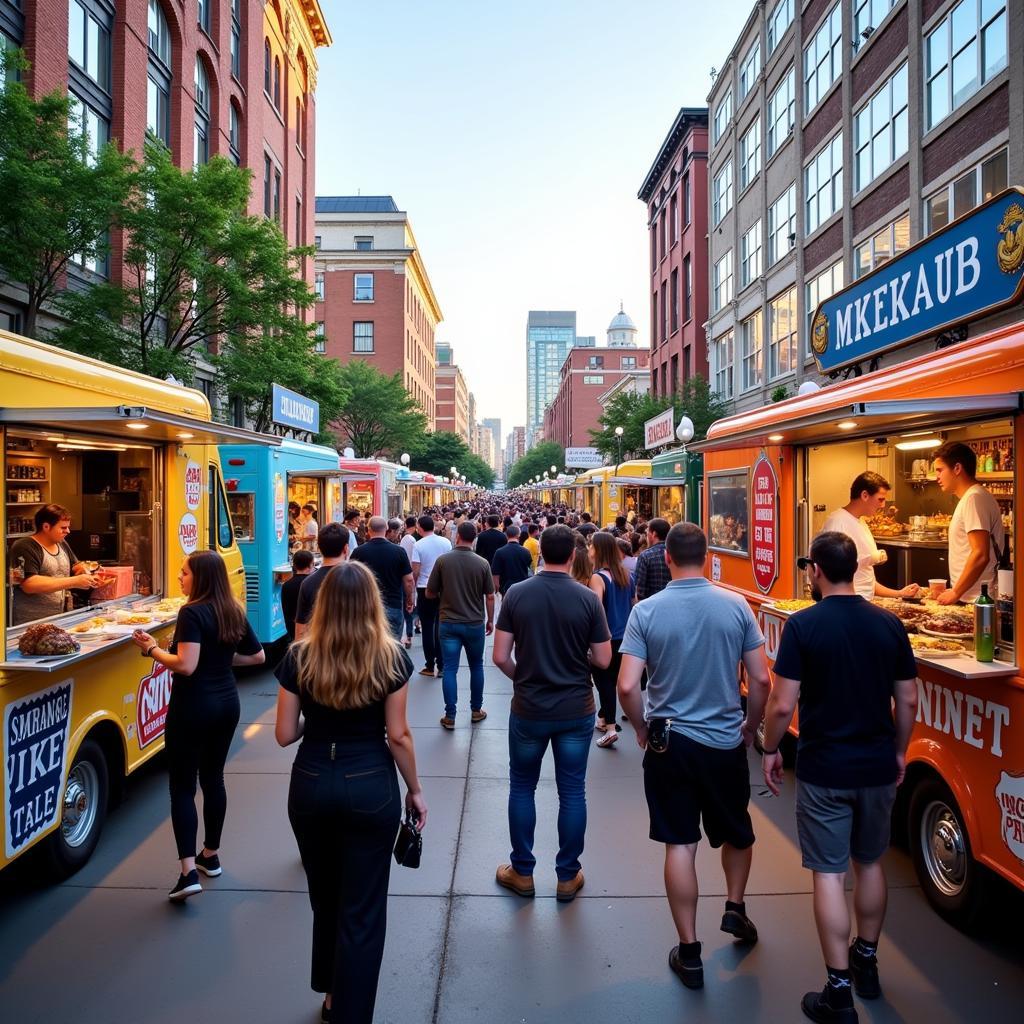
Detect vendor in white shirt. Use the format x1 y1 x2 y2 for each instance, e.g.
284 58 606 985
932 441 1004 606
821 472 920 600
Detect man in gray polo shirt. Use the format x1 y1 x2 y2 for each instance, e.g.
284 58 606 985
618 522 771 992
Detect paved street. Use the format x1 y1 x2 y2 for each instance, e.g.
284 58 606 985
1 628 1022 1024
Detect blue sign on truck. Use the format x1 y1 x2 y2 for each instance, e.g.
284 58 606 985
271 383 320 434
811 188 1024 374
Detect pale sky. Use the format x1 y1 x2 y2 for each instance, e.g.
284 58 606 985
314 0 752 437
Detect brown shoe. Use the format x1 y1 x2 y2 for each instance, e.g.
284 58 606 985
556 869 584 903
419 666 435 677
471 709 488 723
439 717 455 730
495 863 535 897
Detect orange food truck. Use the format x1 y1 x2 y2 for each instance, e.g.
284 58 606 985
695 190 1024 926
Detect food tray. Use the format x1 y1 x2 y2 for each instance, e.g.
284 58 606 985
920 626 975 641
914 648 963 659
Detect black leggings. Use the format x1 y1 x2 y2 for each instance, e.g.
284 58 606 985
164 689 240 859
591 638 623 726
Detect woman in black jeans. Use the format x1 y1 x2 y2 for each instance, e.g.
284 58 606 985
131 551 264 900
275 560 426 1024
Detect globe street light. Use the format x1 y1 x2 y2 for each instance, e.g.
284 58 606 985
550 465 557 475
614 425 624 465
400 453 410 466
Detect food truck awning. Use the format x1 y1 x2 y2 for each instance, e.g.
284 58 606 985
693 324 1024 452
0 406 284 446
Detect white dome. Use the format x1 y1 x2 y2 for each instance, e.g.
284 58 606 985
608 309 637 332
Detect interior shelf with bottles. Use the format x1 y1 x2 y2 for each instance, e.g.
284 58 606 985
5 453 51 540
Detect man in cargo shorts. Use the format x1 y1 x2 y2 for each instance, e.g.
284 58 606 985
762 531 919 1024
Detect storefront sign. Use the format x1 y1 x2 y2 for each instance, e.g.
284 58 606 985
137 663 173 749
4 680 73 857
751 455 778 593
565 446 602 469
178 512 199 554
184 460 202 511
271 383 320 434
644 408 675 450
811 188 1024 373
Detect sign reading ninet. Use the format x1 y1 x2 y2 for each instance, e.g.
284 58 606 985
810 188 1024 375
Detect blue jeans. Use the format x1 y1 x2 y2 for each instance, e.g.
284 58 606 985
384 603 404 640
403 606 417 639
439 621 485 719
508 712 595 881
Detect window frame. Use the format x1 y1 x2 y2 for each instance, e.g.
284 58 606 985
739 117 761 191
803 3 842 114
854 0 898 49
713 249 734 314
740 220 762 288
923 147 1007 235
713 329 735 400
768 286 798 380
314 271 325 300
146 0 172 147
767 0 794 54
767 184 796 265
854 212 910 278
739 39 761 101
767 67 796 157
740 312 763 392
804 131 843 234
804 260 844 356
854 62 908 192
353 272 374 302
353 321 374 353
314 321 325 354
713 89 732 145
193 57 211 168
712 159 734 225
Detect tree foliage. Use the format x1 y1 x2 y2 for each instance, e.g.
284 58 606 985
330 360 428 458
0 53 134 337
506 441 566 489
408 431 495 490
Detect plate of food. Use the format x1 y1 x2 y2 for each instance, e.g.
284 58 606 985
18 623 80 656
70 617 121 635
920 614 974 640
767 599 815 613
909 635 965 658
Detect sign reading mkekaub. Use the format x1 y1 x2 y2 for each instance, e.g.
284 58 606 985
271 383 320 434
811 188 1024 374
644 408 675 450
565 446 602 469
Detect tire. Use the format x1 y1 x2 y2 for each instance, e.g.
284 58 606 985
44 737 109 879
908 776 986 930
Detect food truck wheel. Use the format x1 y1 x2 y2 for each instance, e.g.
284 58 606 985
909 778 985 928
46 739 109 878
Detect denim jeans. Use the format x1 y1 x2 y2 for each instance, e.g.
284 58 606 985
507 712 595 881
439 621 485 719
384 603 404 640
403 605 417 639
416 588 442 672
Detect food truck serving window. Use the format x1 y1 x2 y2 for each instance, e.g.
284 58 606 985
208 466 233 550
227 492 255 542
708 470 750 555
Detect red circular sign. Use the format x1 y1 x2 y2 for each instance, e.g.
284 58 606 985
751 455 778 593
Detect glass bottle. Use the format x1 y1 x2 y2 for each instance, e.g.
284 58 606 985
974 584 995 662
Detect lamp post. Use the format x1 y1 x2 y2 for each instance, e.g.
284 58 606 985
400 452 410 466
614 425 624 466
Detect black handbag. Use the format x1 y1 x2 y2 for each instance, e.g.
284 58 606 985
393 811 422 868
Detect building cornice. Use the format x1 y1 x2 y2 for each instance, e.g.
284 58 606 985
638 107 709 202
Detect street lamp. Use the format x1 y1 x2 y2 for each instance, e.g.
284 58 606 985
400 452 410 466
550 465 557 475
614 425 624 465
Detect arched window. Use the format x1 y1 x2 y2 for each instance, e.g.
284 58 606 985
147 0 172 145
193 59 210 166
264 38 271 95
228 102 241 165
273 56 281 110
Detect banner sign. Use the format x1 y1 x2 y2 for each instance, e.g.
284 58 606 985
644 408 675 450
565 446 602 469
811 188 1024 374
751 454 778 593
271 383 320 434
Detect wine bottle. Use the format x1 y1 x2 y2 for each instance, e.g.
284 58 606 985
974 584 995 662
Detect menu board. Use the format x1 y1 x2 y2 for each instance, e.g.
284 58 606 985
708 470 749 555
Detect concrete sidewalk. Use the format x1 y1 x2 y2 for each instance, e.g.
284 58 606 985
1 629 1022 1023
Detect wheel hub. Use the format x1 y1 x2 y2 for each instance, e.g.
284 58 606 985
923 801 966 896
60 761 99 848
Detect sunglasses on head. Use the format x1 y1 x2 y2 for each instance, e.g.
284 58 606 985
796 557 816 570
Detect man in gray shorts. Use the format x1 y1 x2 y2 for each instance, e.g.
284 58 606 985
762 531 918 1024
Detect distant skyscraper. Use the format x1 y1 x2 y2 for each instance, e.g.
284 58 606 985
481 417 502 476
526 311 577 444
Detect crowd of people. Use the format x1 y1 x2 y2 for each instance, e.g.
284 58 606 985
132 493 921 1024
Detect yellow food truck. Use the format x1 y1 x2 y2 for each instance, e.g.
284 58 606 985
1 330 279 876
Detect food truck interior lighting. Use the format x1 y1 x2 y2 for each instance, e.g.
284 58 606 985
894 437 943 451
56 442 128 452
768 433 784 442
177 432 194 440
125 422 149 430
837 420 858 430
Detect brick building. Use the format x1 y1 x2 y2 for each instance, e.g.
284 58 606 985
638 108 711 400
705 0 1024 413
0 0 330 380
435 341 470 441
505 425 526 473
314 196 442 428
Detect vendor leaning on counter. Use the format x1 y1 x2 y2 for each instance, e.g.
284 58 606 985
9 504 105 625
822 473 920 600
932 441 1004 606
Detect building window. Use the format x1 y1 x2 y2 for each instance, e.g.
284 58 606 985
273 56 281 110
314 234 322 249
230 0 241 78
740 313 763 391
354 236 374 251
147 0 171 146
264 38 271 94
713 89 732 145
805 261 844 355
739 117 761 190
652 290 659 344
713 250 734 313
228 103 240 165
670 193 678 245
295 196 302 246
854 63 908 191
926 1 1007 131
855 213 910 277
314 272 325 300
804 132 843 233
683 174 691 225
68 0 111 92
854 0 897 47
768 184 796 265
353 321 374 353
739 39 760 100
671 355 679 394
587 355 604 369
684 255 692 322
197 0 210 35
68 91 109 165
670 268 679 333
660 281 668 341
583 375 605 385
740 220 762 288
924 147 1007 235
767 67 796 156
621 356 637 369
193 59 210 167
273 170 281 223
712 160 733 225
354 273 374 301
650 216 658 268
769 286 798 379
713 330 734 399
767 0 794 54
314 321 325 353
804 4 842 114
296 97 304 152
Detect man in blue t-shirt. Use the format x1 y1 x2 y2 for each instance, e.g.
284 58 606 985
762 531 918 1024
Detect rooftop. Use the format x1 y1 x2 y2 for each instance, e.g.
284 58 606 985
315 196 400 214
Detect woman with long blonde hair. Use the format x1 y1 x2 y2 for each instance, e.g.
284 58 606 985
275 560 424 1024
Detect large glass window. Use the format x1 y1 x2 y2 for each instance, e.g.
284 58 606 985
768 184 796 265
197 0 210 34
924 147 1007 234
804 132 843 233
740 313 763 391
193 59 210 167
805 261 843 354
228 103 240 165
713 160 733 225
804 4 842 113
739 39 760 101
739 117 760 190
68 90 108 164
854 0 897 47
354 273 374 301
353 322 374 353
854 62 908 191
670 268 679 333
925 1 1007 131
314 321 325 353
684 256 692 322
68 0 110 91
713 89 732 145
713 250 734 313
767 0 794 54
230 0 241 78
854 213 910 277
263 155 272 217
741 220 762 287
147 0 171 146
769 286 798 379
314 271 325 300
767 67 796 156
713 330 734 399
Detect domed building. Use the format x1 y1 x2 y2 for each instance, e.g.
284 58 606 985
607 304 639 349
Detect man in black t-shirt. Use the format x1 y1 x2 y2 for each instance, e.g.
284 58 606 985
474 514 507 566
280 549 314 641
762 531 918 1024
294 523 350 639
351 516 415 639
490 525 532 595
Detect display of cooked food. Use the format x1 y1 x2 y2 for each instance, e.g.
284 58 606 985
768 599 815 612
114 612 155 625
909 635 965 653
921 615 974 636
862 512 905 537
71 617 112 634
926 513 952 529
147 597 186 615
19 623 80 656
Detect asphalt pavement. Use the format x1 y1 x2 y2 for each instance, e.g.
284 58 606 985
1 626 1022 1024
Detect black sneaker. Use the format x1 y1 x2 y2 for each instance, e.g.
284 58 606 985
168 869 202 902
721 907 758 944
195 850 222 877
668 944 703 989
320 998 330 1023
801 987 858 1023
849 945 881 999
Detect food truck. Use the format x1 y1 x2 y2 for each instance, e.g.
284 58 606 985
1 330 279 876
219 439 347 644
650 448 703 525
338 457 403 520
568 461 655 526
694 190 1024 925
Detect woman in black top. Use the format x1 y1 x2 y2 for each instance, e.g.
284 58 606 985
132 551 265 901
275 560 426 1024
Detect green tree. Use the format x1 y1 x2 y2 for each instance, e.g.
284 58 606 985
0 52 135 337
506 441 566 489
408 431 495 490
331 360 428 457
